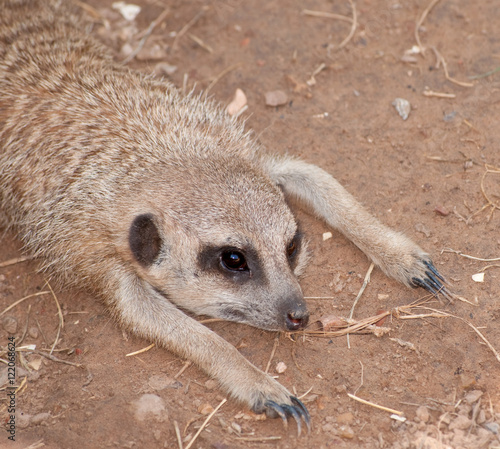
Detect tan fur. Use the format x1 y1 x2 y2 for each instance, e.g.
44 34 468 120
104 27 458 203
0 0 446 429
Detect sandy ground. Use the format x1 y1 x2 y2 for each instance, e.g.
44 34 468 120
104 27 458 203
1 0 500 448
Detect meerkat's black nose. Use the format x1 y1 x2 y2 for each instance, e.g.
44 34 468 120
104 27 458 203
282 297 309 331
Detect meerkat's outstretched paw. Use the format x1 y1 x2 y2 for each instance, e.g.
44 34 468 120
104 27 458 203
411 259 451 299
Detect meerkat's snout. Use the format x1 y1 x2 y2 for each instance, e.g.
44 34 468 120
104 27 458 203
280 294 309 331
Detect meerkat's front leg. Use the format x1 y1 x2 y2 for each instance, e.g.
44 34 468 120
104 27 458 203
262 155 448 296
111 273 310 435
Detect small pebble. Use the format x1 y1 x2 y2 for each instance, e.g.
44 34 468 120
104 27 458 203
148 374 180 391
392 98 411 120
133 394 168 422
449 414 472 430
434 205 450 216
265 90 288 107
416 405 430 423
28 326 39 339
227 89 247 117
472 272 485 283
339 425 355 439
484 422 499 435
414 222 431 238
337 412 354 425
323 232 333 241
464 390 483 404
275 361 287 374
2 316 17 334
198 403 214 415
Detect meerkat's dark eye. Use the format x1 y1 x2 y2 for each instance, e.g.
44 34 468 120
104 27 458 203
287 239 297 258
220 250 248 272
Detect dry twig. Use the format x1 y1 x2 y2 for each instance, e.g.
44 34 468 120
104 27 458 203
423 89 456 99
45 281 64 355
442 248 500 262
173 6 209 51
302 9 353 23
0 291 50 317
432 47 474 88
338 0 357 50
348 393 404 415
203 63 241 99
185 398 226 449
414 0 442 55
265 334 280 374
174 420 183 449
126 343 155 357
0 255 34 268
347 262 374 348
122 8 170 64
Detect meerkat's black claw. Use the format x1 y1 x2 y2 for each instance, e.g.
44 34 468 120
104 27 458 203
281 404 302 436
423 260 446 283
291 396 311 433
411 259 453 300
265 401 288 428
265 397 311 436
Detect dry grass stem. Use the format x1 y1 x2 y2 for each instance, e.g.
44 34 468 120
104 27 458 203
301 9 353 23
480 164 500 217
348 393 404 415
414 0 442 55
203 63 241 99
174 360 192 379
235 436 282 442
174 420 183 449
173 6 209 51
265 334 280 374
0 291 50 317
442 248 500 262
184 398 227 449
188 33 213 53
480 264 500 272
349 263 375 320
74 1 108 25
45 281 64 355
423 89 456 98
0 255 34 268
32 349 83 367
338 0 357 50
24 438 45 449
468 65 500 80
353 360 364 396
125 342 155 357
297 386 314 400
347 262 374 348
433 47 474 88
122 8 170 64
303 294 500 364
422 307 500 363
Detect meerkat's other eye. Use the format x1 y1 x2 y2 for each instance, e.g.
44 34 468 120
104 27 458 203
287 239 297 258
220 250 248 272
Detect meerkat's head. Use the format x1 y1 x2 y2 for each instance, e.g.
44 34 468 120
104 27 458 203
121 156 309 332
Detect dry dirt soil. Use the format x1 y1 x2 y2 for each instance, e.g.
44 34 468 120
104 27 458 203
1 0 500 448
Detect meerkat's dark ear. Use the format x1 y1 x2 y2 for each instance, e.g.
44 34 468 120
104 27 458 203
129 214 162 266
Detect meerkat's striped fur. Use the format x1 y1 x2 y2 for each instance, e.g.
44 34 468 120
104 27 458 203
0 0 448 433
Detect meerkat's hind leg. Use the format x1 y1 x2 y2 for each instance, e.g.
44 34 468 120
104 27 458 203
261 155 451 298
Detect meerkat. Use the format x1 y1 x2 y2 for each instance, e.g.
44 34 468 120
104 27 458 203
0 0 448 434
